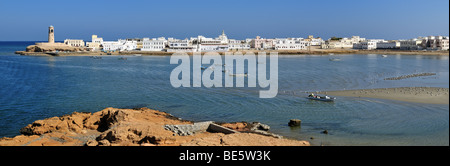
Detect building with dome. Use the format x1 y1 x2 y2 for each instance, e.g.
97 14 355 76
196 30 229 52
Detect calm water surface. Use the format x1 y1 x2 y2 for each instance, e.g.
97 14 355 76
0 42 448 145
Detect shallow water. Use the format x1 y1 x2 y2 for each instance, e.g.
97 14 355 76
0 42 448 145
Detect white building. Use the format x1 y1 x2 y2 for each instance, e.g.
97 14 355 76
353 39 385 50
400 38 423 50
141 37 167 51
324 36 365 49
228 39 250 50
422 36 449 50
64 39 85 47
376 41 400 49
196 31 229 52
86 35 103 51
250 36 274 50
167 38 197 52
102 39 137 51
102 41 122 51
274 38 308 50
304 35 324 46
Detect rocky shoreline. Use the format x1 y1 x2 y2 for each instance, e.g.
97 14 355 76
0 107 309 146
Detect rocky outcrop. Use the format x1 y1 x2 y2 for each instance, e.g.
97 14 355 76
288 119 302 127
25 43 84 53
0 107 310 146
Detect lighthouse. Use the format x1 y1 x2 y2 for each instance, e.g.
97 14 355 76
48 25 55 43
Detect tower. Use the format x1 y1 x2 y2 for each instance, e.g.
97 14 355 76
219 30 228 44
48 25 55 43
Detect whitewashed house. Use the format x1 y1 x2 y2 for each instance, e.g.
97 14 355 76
422 36 449 50
167 38 197 52
196 31 229 52
228 39 250 50
86 35 103 51
325 36 365 49
102 39 137 51
64 39 85 47
141 37 167 51
274 38 308 50
376 41 400 49
400 38 423 50
353 39 385 50
102 41 122 51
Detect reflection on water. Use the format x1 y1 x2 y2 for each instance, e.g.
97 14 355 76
0 51 448 145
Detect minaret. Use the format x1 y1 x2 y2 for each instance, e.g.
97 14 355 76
48 25 55 43
219 30 228 44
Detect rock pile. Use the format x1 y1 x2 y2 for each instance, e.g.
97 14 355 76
384 73 436 80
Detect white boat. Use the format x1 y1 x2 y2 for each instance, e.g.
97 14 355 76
381 55 388 58
307 94 336 102
329 58 341 61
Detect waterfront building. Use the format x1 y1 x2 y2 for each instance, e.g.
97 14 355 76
376 41 400 49
64 39 85 47
102 39 137 51
399 37 424 50
120 39 137 51
353 39 385 50
102 41 121 51
303 35 324 46
250 36 274 50
274 38 308 50
422 36 449 50
167 38 197 52
324 36 365 49
126 38 144 50
141 37 167 51
86 35 103 51
228 39 251 50
196 31 229 52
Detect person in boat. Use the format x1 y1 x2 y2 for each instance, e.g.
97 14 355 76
309 93 316 98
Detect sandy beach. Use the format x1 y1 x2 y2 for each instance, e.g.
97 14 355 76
321 87 449 105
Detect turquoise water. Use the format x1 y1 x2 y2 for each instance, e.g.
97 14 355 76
0 42 448 145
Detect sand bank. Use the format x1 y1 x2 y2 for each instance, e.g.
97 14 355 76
321 87 449 105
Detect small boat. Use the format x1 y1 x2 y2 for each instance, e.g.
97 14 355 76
201 66 207 70
46 51 59 56
134 54 142 56
307 94 336 102
329 58 341 61
381 55 388 58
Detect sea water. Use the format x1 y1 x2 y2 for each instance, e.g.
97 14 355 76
0 42 448 145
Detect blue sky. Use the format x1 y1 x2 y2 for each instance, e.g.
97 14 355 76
0 0 448 41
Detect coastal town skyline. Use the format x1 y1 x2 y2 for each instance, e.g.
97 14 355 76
0 0 448 41
18 25 449 54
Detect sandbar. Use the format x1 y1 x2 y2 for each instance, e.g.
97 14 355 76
321 87 449 105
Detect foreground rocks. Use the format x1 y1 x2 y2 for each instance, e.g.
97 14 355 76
26 43 84 53
0 107 309 146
